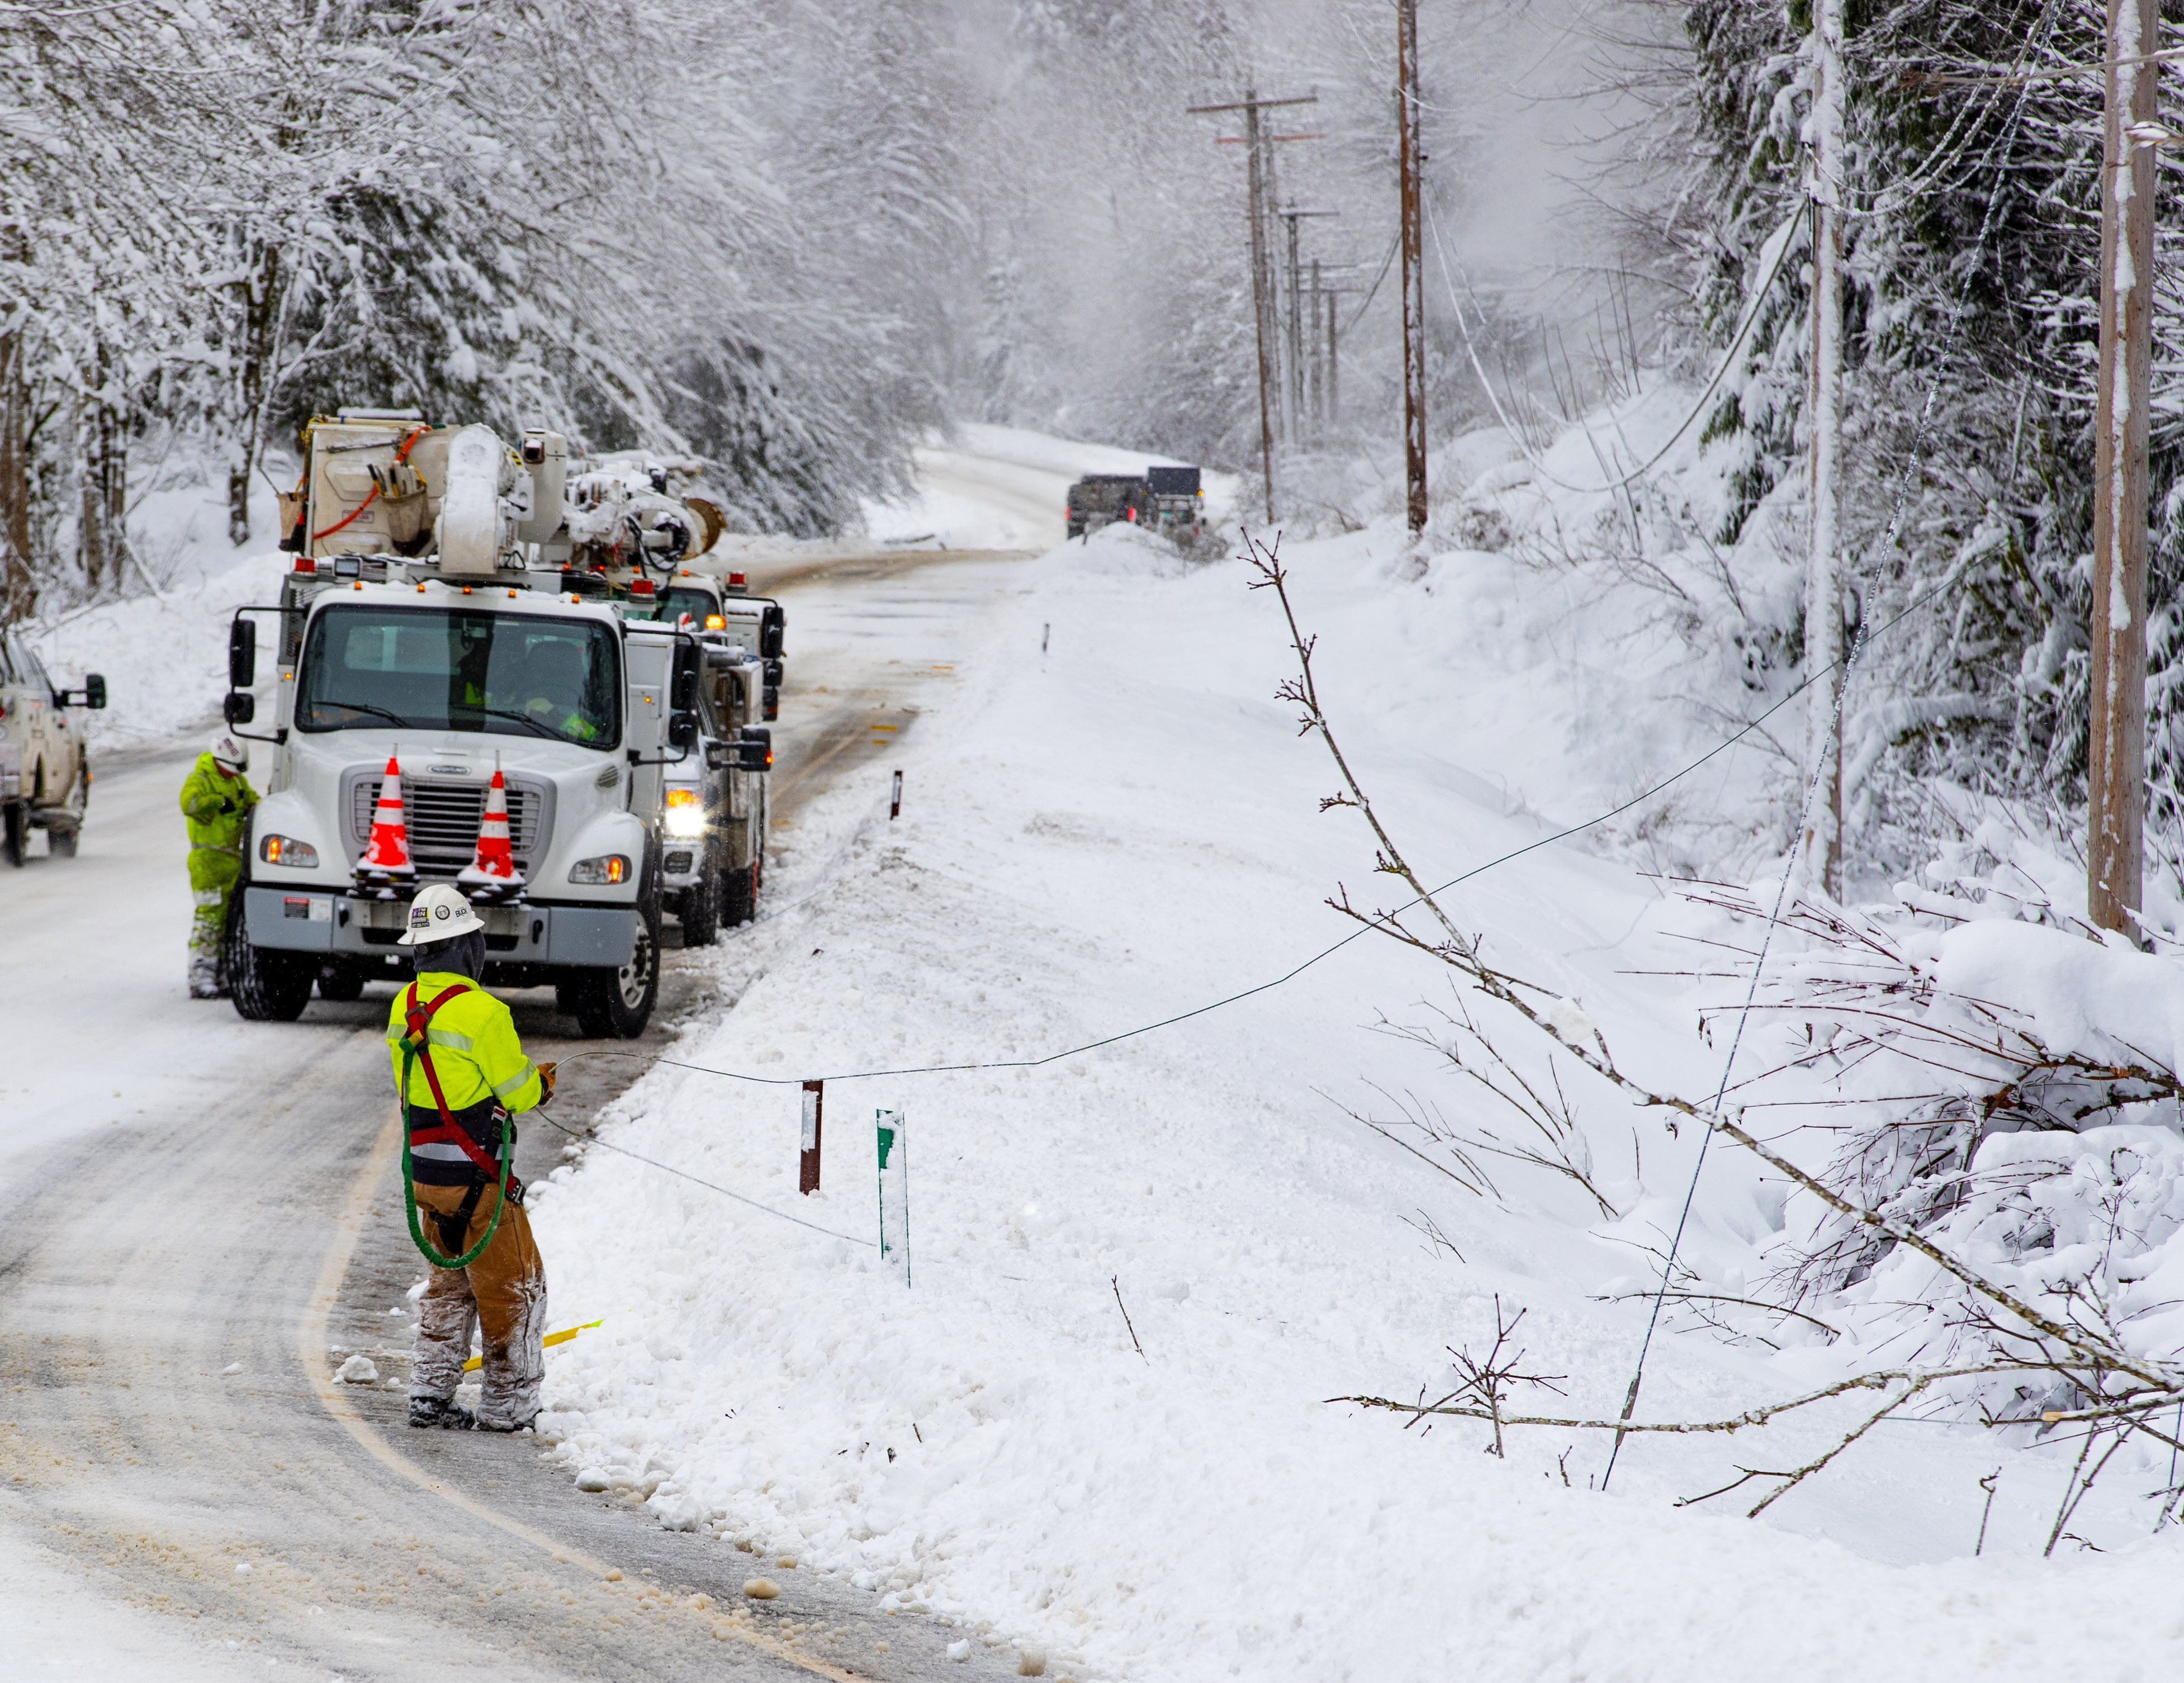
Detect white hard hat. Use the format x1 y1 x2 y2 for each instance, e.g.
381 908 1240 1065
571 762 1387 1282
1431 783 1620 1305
398 882 486 945
210 732 249 772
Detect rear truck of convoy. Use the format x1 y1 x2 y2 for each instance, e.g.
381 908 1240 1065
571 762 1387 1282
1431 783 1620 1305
222 411 756 1036
656 638 773 945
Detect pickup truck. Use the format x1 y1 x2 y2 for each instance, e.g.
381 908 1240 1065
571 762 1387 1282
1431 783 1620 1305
1 625 106 865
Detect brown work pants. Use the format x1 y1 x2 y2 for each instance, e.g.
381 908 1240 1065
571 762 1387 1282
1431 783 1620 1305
410 1181 548 1429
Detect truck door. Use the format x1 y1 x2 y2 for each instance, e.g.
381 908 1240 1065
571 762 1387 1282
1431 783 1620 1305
7 636 51 795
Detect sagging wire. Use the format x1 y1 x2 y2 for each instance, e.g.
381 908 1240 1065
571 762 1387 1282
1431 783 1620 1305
1423 189 1802 499
556 529 2005 1110
544 30 2078 1264
533 1107 871 1247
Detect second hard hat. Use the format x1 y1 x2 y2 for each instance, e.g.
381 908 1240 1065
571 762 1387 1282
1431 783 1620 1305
398 881 486 945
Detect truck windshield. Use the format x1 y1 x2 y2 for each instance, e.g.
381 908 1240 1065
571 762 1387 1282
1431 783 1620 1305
295 605 620 749
627 586 717 625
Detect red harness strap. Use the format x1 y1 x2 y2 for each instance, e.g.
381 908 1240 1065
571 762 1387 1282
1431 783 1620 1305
401 980 503 1182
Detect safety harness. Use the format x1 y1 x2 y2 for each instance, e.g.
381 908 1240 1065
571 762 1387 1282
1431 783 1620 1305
396 980 518 1270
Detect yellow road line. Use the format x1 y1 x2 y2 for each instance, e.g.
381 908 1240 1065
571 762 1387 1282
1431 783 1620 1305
298 1111 854 1681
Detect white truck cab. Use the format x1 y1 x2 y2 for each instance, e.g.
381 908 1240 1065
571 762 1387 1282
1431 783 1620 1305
224 415 704 1035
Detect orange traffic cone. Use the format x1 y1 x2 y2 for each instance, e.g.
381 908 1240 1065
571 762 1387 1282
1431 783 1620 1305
359 751 415 879
459 760 522 891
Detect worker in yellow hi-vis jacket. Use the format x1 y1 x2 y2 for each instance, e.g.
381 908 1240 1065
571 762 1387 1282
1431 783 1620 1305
386 883 557 1431
178 733 258 998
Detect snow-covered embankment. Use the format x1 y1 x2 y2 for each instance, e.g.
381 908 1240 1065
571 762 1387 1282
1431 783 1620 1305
529 516 2184 1682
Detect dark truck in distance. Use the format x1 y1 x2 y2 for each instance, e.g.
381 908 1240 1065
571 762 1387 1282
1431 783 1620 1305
1144 466 1205 543
1064 473 1146 540
1064 466 1206 544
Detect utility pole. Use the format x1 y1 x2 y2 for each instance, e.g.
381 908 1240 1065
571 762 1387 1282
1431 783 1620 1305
1276 208 1338 443
1396 0 1428 534
1301 258 1319 428
1326 280 1346 426
2089 0 2157 938
1190 91 1319 524
1803 0 1846 899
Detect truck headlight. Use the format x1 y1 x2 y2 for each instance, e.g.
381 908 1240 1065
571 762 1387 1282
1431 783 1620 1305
664 786 707 838
567 854 631 885
259 834 319 869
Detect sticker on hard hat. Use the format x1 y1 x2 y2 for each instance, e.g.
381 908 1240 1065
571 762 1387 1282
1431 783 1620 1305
409 905 435 931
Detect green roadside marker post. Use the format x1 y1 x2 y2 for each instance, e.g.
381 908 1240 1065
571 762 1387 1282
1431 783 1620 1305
875 1107 910 1285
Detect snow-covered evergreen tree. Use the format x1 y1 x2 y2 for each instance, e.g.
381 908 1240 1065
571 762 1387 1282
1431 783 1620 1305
1685 0 2184 881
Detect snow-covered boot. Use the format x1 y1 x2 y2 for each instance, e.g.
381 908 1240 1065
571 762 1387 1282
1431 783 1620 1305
475 1414 536 1434
188 954 222 1000
409 1396 476 1430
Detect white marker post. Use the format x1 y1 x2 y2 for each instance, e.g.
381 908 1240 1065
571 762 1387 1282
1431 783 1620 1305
889 769 903 820
799 1079 823 1194
875 1108 910 1284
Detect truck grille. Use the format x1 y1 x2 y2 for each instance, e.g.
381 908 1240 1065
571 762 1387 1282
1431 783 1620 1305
349 777 546 874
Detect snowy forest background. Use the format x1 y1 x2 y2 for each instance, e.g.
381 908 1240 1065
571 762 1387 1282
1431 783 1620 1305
7 0 2184 879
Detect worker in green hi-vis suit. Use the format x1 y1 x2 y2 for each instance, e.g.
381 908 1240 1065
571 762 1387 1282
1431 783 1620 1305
178 733 258 998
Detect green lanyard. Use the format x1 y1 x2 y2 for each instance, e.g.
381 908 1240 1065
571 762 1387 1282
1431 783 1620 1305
398 1039 514 1270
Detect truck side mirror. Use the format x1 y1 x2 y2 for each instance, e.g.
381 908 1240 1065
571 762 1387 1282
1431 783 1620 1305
760 605 785 660
84 674 106 710
669 640 701 711
667 711 697 749
225 691 257 726
737 727 773 771
229 619 257 690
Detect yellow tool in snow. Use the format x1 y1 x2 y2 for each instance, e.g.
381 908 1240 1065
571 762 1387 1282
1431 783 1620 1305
463 1317 603 1373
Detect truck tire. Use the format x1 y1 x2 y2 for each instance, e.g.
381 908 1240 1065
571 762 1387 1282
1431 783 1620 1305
679 852 719 949
316 961 367 1002
2 803 24 867
570 900 660 1039
225 906 315 1022
722 859 757 928
45 766 87 857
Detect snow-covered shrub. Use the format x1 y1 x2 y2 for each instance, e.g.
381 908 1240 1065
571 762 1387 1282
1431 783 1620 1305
1677 833 2184 1419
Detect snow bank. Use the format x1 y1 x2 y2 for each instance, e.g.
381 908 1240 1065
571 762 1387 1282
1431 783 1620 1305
532 519 2184 1680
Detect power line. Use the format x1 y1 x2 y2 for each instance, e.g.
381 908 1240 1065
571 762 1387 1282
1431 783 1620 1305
566 546 1987 1100
533 1108 871 1246
1425 191 1802 499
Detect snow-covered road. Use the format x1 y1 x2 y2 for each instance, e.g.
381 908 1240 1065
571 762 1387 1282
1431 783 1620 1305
0 499 1076 1679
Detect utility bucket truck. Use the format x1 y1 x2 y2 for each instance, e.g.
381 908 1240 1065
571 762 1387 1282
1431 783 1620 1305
224 411 707 1037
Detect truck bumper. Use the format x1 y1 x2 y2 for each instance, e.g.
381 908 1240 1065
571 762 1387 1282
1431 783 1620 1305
244 888 637 968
